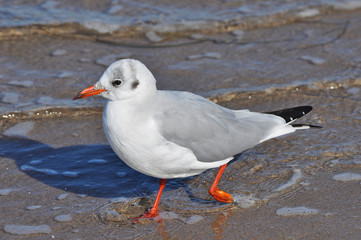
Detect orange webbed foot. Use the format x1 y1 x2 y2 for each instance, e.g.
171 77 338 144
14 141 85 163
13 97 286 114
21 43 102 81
209 188 233 203
208 164 232 203
131 208 161 223
131 179 166 223
141 208 159 219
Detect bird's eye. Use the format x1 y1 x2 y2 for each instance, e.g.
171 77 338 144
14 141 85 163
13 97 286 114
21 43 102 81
112 79 123 87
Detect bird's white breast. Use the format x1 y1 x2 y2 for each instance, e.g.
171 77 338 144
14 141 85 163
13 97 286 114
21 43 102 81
102 100 209 178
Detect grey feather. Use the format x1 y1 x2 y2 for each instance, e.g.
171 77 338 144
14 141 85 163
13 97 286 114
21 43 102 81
154 91 288 163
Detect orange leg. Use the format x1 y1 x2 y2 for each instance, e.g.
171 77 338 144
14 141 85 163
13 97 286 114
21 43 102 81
137 179 166 220
208 164 233 203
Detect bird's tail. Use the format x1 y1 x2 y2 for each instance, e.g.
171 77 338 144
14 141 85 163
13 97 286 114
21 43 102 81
265 106 322 129
259 105 321 142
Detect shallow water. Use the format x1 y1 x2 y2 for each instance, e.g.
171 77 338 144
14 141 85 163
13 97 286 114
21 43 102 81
1 6 361 114
1 0 361 34
1 1 361 239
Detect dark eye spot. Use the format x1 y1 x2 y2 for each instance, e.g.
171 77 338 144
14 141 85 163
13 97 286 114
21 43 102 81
131 80 139 90
112 79 123 87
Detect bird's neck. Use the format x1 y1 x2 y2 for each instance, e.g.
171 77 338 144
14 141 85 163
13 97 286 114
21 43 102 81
106 89 157 115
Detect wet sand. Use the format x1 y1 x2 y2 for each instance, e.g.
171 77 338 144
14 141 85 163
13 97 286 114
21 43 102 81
1 8 361 240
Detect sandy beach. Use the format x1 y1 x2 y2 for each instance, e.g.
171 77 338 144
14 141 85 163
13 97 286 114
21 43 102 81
1 1 361 239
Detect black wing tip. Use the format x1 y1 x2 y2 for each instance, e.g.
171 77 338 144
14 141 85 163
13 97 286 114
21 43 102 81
291 124 323 129
265 105 314 123
283 105 313 115
299 105 313 114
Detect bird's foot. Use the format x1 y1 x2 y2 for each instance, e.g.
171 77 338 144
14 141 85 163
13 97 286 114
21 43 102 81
209 188 233 203
140 209 159 219
131 208 161 223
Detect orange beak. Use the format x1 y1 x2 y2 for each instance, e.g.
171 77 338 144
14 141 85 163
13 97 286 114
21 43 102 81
72 85 106 100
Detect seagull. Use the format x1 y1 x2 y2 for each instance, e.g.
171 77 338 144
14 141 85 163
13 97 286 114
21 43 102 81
73 59 320 219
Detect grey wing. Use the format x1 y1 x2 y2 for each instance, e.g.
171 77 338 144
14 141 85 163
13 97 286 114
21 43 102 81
154 91 288 162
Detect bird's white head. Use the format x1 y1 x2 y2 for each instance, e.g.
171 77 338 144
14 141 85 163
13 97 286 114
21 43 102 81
73 59 157 101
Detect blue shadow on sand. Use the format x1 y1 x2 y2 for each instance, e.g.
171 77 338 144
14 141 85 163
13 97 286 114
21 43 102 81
0 136 186 198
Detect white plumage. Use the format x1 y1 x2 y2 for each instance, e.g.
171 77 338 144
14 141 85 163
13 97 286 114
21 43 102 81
73 59 317 216
94 59 299 178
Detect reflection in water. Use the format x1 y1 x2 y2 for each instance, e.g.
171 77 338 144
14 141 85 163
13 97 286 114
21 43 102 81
212 211 234 240
156 221 172 240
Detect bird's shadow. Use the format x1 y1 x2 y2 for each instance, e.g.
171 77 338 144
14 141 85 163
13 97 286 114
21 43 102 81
0 136 186 199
